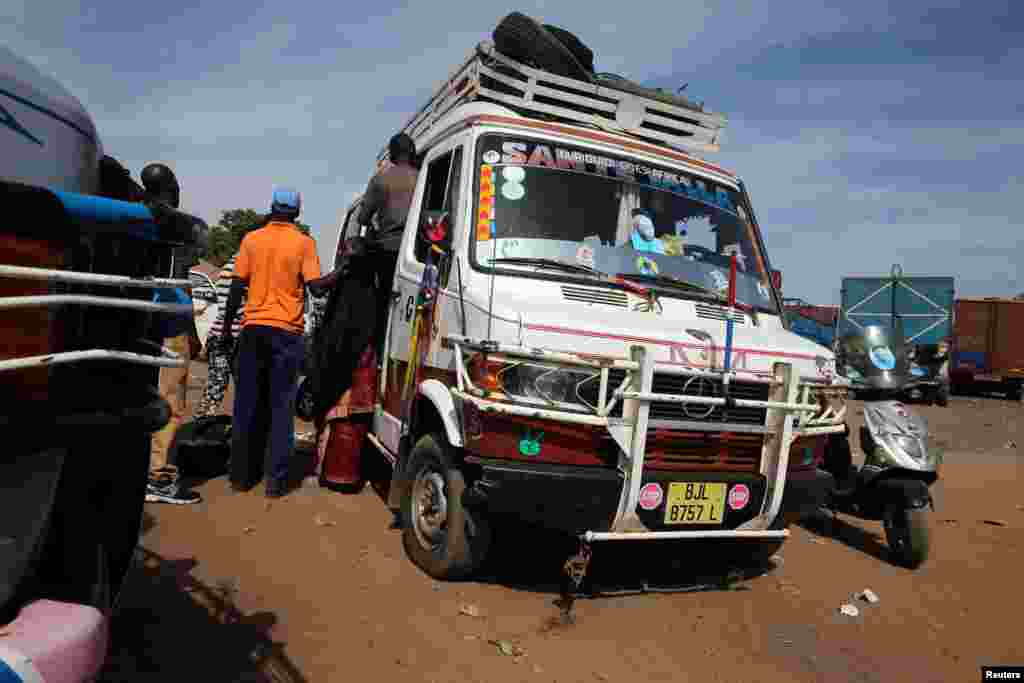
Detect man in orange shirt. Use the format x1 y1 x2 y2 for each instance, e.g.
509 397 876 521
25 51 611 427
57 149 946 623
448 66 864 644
220 188 321 497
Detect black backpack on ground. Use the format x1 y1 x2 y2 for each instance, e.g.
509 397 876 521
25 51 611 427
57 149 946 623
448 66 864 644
170 415 232 479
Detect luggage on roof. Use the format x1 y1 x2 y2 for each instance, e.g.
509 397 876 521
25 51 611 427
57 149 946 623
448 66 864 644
380 37 727 164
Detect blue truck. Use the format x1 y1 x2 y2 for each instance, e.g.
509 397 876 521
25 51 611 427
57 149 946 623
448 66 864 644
838 268 955 405
783 299 837 350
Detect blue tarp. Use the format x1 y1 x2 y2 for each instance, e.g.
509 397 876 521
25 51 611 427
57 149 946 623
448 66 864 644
787 313 835 349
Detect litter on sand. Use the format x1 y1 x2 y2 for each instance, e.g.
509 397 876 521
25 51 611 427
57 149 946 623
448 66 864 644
839 603 860 617
458 604 485 618
982 519 1007 527
488 639 525 657
857 589 880 604
314 514 335 527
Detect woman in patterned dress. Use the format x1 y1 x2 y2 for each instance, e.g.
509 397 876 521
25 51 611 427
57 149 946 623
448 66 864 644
194 252 246 417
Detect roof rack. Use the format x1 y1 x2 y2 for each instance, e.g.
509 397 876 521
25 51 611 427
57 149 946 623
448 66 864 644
377 42 727 163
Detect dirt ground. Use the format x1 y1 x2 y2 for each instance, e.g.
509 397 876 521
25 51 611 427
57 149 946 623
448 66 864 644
99 361 1023 683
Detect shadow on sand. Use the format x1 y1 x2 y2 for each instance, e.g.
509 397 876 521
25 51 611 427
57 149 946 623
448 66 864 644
798 508 891 565
359 462 778 603
99 513 307 683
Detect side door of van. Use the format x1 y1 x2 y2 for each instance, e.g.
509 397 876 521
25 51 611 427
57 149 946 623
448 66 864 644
375 137 467 454
331 197 364 271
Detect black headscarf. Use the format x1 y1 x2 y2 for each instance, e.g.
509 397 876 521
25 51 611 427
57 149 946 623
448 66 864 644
308 236 379 424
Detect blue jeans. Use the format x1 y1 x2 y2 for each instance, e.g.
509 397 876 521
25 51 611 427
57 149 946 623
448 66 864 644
230 325 304 490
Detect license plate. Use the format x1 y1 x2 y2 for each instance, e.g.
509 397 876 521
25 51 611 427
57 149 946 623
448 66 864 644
664 482 726 525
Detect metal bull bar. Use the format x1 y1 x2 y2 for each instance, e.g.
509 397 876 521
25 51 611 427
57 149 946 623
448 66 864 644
0 264 194 372
592 345 805 542
447 336 830 542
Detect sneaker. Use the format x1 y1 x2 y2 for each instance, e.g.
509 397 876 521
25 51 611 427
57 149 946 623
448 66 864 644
265 480 286 499
388 511 403 530
146 480 201 505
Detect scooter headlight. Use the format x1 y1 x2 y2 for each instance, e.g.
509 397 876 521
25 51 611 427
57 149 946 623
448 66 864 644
893 435 925 461
864 402 935 464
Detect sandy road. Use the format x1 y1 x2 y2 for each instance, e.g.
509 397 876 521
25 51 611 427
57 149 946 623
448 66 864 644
99 362 1023 682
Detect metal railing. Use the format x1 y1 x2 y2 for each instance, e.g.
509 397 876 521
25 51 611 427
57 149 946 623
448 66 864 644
0 264 193 373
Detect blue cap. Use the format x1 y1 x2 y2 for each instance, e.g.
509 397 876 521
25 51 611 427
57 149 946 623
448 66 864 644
271 187 301 214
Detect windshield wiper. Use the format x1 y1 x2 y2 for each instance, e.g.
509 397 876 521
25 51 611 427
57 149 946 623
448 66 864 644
616 272 724 301
618 272 761 321
489 257 604 277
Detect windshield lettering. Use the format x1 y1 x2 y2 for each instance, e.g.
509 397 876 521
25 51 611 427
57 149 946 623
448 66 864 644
476 134 778 313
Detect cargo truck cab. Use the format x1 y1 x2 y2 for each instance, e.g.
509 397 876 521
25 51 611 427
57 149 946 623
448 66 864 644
325 41 851 580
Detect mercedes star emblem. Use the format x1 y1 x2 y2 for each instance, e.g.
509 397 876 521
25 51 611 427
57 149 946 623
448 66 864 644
681 375 717 420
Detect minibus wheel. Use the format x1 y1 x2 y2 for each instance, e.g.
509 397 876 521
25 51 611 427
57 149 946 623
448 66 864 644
401 433 492 580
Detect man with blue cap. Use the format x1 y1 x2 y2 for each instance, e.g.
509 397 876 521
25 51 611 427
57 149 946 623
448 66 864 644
220 186 322 498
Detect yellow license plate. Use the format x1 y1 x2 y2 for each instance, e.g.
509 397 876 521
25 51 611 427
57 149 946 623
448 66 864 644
664 482 726 525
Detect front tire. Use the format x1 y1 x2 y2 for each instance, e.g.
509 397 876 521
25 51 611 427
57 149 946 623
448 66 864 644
884 505 930 569
400 433 491 580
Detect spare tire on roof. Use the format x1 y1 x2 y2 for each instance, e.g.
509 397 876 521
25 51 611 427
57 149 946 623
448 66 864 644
492 12 593 82
543 24 595 74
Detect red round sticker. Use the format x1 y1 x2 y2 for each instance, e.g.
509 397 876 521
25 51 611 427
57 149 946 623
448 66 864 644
638 483 664 511
728 484 750 511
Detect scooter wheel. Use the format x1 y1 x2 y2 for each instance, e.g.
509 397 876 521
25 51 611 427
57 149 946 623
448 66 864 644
883 505 930 569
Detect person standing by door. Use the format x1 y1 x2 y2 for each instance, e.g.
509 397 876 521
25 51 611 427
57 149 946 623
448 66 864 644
220 188 321 498
357 132 419 354
143 162 204 505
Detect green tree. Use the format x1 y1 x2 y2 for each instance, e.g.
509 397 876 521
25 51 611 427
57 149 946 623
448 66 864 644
199 208 311 266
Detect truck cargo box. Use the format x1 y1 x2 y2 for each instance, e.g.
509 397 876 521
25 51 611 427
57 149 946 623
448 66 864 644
951 298 1024 399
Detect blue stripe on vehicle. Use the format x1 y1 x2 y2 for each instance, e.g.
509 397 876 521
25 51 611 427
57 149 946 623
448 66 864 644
0 86 97 144
0 659 20 683
0 643 44 683
50 189 158 240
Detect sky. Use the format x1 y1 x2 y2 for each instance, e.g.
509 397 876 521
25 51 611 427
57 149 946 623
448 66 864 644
3 0 1021 303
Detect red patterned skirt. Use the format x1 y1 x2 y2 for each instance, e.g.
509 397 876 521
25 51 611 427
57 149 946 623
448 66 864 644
315 347 377 486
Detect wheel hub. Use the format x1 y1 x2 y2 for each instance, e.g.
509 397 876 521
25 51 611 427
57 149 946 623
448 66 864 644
412 470 448 550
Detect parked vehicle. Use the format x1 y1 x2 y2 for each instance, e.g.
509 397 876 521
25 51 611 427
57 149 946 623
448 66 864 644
821 397 939 569
1 45 205 681
838 268 953 405
783 299 837 350
319 34 850 582
189 269 219 352
949 297 1024 401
